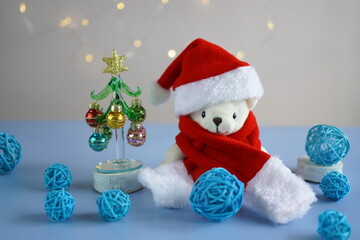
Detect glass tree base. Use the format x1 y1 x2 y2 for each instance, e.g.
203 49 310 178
93 159 143 193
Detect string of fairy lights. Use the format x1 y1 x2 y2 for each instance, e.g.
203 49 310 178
18 0 275 62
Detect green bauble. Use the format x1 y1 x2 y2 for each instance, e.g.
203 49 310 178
103 126 113 141
128 99 146 123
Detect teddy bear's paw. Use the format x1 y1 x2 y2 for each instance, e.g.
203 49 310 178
161 143 185 165
138 160 194 208
245 156 317 224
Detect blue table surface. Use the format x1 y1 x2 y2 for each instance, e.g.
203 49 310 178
0 121 359 240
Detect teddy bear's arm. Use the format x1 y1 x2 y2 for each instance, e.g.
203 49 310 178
161 143 185 165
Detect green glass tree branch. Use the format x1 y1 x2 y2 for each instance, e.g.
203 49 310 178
91 76 141 101
119 76 142 97
90 75 142 126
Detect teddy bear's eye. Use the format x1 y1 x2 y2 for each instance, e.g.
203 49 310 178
201 111 206 118
233 113 237 119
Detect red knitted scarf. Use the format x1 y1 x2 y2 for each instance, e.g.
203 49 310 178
176 112 270 185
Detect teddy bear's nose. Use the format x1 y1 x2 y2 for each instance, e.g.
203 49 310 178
213 117 222 127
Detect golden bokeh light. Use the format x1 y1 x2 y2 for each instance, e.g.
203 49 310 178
19 2 26 13
81 19 89 26
84 54 94 62
168 49 176 58
133 40 142 48
236 51 245 60
59 17 72 28
267 21 275 31
117 2 125 10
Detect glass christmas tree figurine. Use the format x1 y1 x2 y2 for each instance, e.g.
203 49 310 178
86 50 146 193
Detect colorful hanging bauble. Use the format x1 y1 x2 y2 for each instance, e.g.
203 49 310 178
106 105 126 129
128 99 146 123
89 128 109 152
102 126 113 141
85 102 103 128
127 123 146 147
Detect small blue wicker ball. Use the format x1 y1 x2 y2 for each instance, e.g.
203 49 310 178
318 210 351 240
44 189 76 222
0 132 22 174
320 171 351 201
97 189 131 221
305 125 350 166
189 168 244 223
44 163 72 190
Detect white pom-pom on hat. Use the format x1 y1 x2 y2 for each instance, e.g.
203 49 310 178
147 81 171 106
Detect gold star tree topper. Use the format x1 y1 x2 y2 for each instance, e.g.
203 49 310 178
102 50 128 75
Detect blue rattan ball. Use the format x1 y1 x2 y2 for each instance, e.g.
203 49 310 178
97 189 131 221
318 210 351 240
189 168 244 223
320 171 351 201
305 125 350 166
44 163 72 190
44 189 76 222
0 132 22 174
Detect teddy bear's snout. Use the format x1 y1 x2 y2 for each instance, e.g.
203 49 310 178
213 117 222 126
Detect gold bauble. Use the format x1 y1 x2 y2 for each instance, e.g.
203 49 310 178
106 105 126 129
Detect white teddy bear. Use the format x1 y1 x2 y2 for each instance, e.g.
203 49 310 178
139 38 317 224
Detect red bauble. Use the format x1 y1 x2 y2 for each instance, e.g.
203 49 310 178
85 103 102 127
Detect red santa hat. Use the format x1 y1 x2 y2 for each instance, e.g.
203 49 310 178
148 38 264 116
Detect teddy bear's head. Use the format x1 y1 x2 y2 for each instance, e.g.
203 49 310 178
189 99 258 135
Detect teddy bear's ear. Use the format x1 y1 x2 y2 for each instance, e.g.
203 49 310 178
246 98 259 110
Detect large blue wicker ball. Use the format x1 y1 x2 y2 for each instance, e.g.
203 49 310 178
44 163 72 190
97 189 131 221
189 168 244 223
305 125 350 166
318 210 351 240
0 132 22 174
44 189 76 222
320 171 351 201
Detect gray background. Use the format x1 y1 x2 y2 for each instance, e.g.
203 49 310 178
0 0 359 126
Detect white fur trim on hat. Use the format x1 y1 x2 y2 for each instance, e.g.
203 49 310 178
172 66 263 116
147 81 171 106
